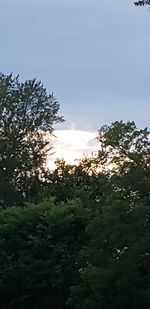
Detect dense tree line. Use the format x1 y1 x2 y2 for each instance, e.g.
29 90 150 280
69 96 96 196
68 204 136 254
0 73 150 308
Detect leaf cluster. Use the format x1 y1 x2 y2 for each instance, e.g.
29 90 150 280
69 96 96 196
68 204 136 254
0 73 63 206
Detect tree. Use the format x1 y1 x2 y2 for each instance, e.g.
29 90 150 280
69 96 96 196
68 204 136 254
0 73 64 206
97 121 150 174
134 0 150 6
1 117 150 308
47 158 112 213
67 121 150 309
69 185 150 309
0 198 89 308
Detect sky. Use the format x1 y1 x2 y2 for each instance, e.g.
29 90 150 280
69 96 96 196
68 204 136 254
0 0 150 131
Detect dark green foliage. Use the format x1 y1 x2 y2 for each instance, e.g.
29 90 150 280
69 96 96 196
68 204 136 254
68 166 150 308
69 196 150 309
0 73 63 206
1 117 150 308
67 122 150 309
97 121 150 173
47 158 112 214
0 198 89 308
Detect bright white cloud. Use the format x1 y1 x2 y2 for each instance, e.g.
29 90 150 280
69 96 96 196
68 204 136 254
47 129 99 169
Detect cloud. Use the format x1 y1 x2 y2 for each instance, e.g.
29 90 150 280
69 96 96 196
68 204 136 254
47 129 99 169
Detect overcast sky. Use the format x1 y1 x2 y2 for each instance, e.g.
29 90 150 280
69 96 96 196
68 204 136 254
0 0 150 131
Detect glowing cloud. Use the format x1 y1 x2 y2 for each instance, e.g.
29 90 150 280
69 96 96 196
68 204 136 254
47 129 99 169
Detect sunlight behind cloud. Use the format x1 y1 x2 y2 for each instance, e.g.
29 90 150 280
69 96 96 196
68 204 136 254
47 129 99 169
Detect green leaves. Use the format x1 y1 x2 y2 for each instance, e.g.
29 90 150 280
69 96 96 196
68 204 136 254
0 101 150 309
0 198 89 308
0 73 64 206
97 121 150 174
69 183 150 308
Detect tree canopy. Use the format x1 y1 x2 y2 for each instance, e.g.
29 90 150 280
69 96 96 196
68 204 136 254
0 198 89 308
0 72 150 308
0 120 150 308
0 73 63 206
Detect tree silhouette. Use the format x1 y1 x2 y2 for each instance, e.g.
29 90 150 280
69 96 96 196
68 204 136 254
134 0 150 6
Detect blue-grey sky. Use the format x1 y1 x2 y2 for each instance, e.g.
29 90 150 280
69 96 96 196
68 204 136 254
0 0 150 130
